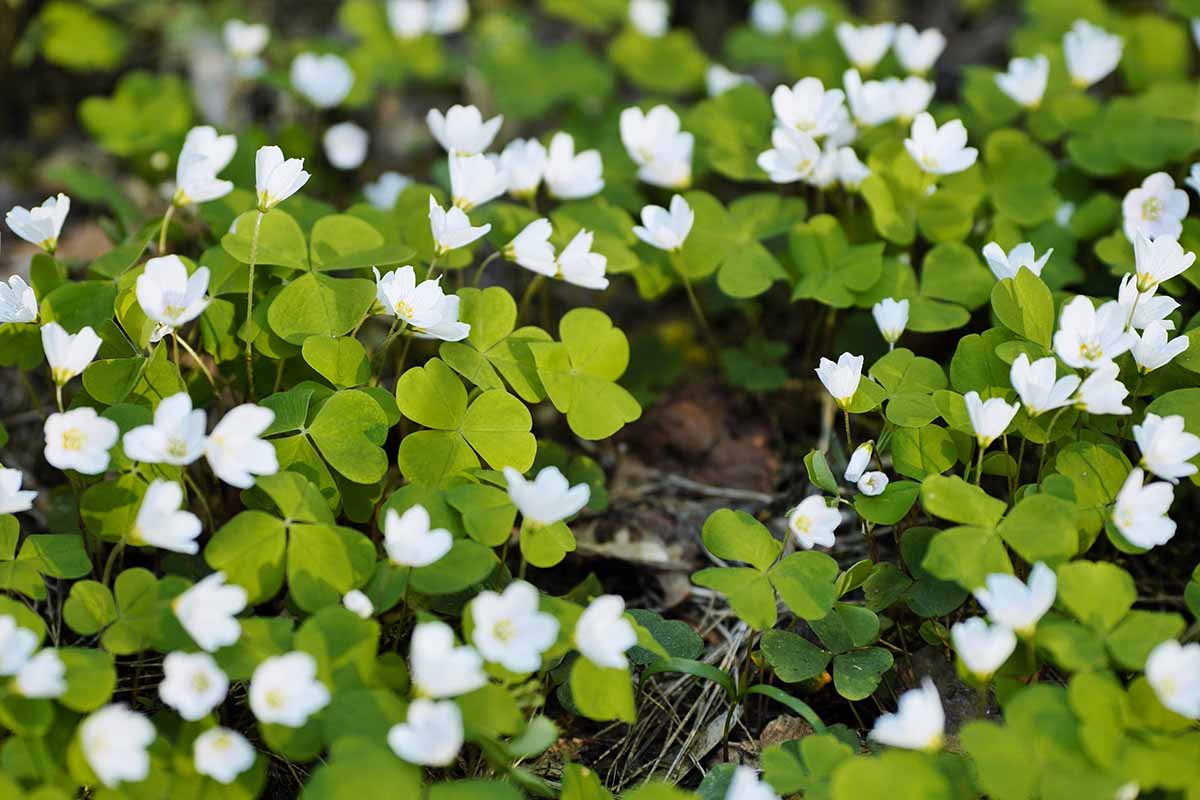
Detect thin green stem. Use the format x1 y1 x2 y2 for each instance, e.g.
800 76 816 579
670 251 718 360
244 210 264 400
158 204 176 254
54 383 64 413
843 408 853 451
973 444 986 485
183 470 215 533
518 274 545 323
101 541 126 587
174 333 216 390
424 255 442 283
1036 407 1070 481
473 251 501 287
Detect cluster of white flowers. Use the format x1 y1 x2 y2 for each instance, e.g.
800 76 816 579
620 105 693 190
0 614 66 700
749 0 826 40
387 0 469 39
993 19 1122 108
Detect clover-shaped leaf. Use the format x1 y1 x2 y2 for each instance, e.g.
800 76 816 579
439 287 551 402
396 358 536 485
308 389 391 484
223 209 309 271
529 308 641 440
268 273 376 345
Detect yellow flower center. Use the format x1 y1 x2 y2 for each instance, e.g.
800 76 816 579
164 304 185 320
265 688 286 710
921 154 938 170
793 515 811 534
1141 196 1162 222
166 438 189 460
493 619 516 643
193 672 212 692
394 300 414 320
1078 341 1103 362
61 428 85 451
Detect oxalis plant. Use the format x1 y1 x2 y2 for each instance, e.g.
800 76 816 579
3 0 1200 798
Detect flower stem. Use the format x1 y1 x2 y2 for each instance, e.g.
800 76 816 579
174 333 216 390
54 383 63 413
101 540 125 587
425 255 442 283
670 251 718 361
1036 407 1070 481
473 251 501 287
843 408 853 451
518 274 545 323
183 469 215 533
158 204 176 254
244 210 264 400
973 444 986 485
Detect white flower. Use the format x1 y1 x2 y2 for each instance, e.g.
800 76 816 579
1146 640 1200 719
342 589 374 619
706 64 752 97
1187 163 1200 196
973 562 1056 637
1133 413 1200 483
965 391 1020 448
1010 354 1079 416
857 471 888 496
223 19 269 61
951 618 1016 681
173 572 247 652
129 480 201 554
205 404 278 489
770 78 846 138
633 194 694 252
80 705 156 788
544 132 604 199
894 24 945 75
815 352 862 408
1073 362 1130 416
619 106 693 189
788 494 840 550
388 699 463 766
175 126 236 206
504 466 590 527
372 265 470 341
904 112 978 175
1063 19 1123 89
893 76 936 122
1112 468 1176 550
836 21 896 72
0 468 36 514
1054 296 1138 370
6 193 69 252
449 153 506 211
869 678 944 751
429 0 468 34
364 171 412 209
14 649 65 698
1126 177 1190 247
0 275 37 323
1131 230 1195 291
1056 202 1076 228
0 616 37 675
1132 321 1189 374
427 104 502 156
428 195 491 255
981 241 1053 281
757 126 821 184
725 766 779 800
388 0 430 38
44 408 119 475
807 145 840 191
123 392 206 466
749 0 787 34
1114 782 1141 800
411 620 487 698
500 138 546 198
383 504 453 567
835 147 870 189
159 651 229 721
136 255 211 342
575 594 637 669
290 52 354 109
194 727 256 784
506 219 557 277
323 122 369 171
845 442 873 483
41 322 100 385
995 55 1049 108
255 145 310 212
629 0 668 37
872 298 908 345
791 7 826 39
1119 275 1179 332
470 580 559 673
249 652 330 727
843 69 896 126
557 229 610 290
